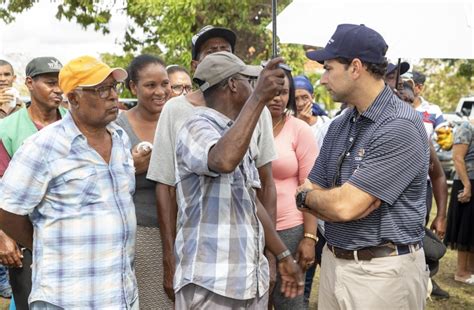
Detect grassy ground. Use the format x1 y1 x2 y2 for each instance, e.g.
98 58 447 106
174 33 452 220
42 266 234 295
0 297 8 310
308 205 474 309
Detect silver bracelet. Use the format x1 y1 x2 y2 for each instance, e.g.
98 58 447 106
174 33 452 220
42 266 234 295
276 249 292 261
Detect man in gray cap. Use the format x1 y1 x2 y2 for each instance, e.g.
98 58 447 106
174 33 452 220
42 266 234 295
173 51 303 309
147 25 278 301
0 56 65 309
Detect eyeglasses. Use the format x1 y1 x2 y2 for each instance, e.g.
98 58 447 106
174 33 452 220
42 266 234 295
76 82 123 99
233 76 258 88
171 84 192 95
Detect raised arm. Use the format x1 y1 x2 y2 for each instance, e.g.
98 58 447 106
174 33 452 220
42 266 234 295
208 58 285 173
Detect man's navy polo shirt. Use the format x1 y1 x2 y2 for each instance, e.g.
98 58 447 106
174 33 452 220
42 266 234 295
309 86 429 250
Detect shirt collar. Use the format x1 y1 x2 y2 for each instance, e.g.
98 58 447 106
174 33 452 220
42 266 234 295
358 85 394 123
62 111 125 144
196 107 234 130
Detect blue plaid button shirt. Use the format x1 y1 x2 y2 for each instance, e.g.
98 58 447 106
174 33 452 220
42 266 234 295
174 107 269 300
0 112 138 309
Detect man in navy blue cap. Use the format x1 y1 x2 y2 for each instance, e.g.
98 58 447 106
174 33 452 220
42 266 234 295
384 61 410 90
296 24 429 309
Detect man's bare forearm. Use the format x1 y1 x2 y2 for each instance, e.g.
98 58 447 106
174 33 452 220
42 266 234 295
257 163 277 226
208 95 266 173
0 209 33 249
429 145 447 218
256 199 287 256
156 183 177 256
304 183 379 222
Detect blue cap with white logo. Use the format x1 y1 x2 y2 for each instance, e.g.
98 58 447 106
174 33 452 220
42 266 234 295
306 24 388 64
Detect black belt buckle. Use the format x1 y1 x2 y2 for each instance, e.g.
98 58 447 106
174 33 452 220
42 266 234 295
395 241 422 255
396 245 410 255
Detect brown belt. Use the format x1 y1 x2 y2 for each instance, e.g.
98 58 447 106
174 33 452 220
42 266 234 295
327 242 422 261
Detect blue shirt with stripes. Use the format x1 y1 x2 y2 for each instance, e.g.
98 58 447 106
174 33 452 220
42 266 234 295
309 86 429 250
0 112 137 308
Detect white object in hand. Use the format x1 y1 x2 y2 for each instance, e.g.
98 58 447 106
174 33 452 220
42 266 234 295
5 88 19 108
137 141 153 152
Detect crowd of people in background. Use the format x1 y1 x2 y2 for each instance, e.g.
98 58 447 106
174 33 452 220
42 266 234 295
0 23 472 310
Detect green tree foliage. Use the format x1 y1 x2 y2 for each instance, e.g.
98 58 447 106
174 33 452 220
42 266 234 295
1 0 306 70
4 1 470 111
416 59 474 112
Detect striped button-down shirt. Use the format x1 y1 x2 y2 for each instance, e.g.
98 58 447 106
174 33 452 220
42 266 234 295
309 86 429 250
174 107 269 300
0 112 137 309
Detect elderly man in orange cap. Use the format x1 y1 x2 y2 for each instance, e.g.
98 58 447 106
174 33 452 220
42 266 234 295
0 56 138 309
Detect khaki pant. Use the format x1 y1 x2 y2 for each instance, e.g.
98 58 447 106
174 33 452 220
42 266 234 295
176 284 268 309
318 244 429 310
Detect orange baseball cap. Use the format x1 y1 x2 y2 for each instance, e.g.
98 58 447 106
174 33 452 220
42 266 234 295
59 55 128 95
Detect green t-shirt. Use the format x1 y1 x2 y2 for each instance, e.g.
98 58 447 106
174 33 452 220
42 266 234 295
0 106 67 157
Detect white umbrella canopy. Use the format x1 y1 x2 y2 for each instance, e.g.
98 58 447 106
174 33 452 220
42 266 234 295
269 0 474 59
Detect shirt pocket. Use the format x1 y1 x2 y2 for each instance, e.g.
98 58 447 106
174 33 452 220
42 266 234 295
48 167 100 209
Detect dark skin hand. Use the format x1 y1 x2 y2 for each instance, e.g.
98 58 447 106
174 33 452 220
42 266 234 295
295 210 317 272
207 57 286 173
256 199 305 298
0 230 23 268
295 237 316 272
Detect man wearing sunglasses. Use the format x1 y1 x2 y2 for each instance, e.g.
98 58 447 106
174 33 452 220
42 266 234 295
147 25 277 302
296 24 430 309
0 56 139 309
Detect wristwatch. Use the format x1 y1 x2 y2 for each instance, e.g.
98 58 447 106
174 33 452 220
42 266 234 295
296 189 311 210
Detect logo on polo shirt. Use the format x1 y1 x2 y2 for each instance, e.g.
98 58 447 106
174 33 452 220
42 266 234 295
354 148 365 162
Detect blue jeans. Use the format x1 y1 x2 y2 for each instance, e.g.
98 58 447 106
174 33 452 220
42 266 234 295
0 264 11 291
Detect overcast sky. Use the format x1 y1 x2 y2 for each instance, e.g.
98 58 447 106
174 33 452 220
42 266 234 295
0 1 129 88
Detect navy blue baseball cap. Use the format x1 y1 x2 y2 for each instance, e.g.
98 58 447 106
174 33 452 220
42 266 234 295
386 62 410 75
306 24 388 64
192 25 236 60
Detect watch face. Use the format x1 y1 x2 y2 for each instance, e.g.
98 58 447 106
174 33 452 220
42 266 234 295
296 191 306 208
